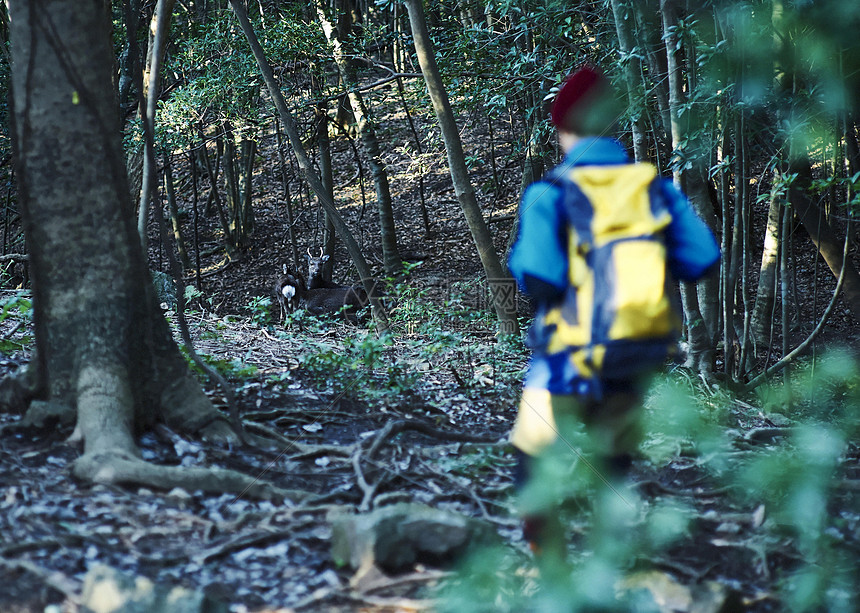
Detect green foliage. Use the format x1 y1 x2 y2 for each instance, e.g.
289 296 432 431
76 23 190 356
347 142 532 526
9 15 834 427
160 11 262 145
415 0 593 168
181 344 258 380
299 329 418 400
0 291 31 324
641 371 729 466
290 275 529 405
243 295 273 327
0 291 32 354
438 351 859 611
432 444 510 481
439 448 695 612
436 544 530 613
736 357 857 612
159 6 326 148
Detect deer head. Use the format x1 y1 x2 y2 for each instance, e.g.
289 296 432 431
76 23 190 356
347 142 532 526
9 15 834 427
305 247 333 289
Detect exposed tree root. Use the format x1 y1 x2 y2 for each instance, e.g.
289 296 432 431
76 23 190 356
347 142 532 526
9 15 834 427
193 529 295 565
364 417 502 461
0 359 42 419
72 452 313 503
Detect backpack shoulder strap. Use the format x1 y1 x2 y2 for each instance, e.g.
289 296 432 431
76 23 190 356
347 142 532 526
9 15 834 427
545 165 594 246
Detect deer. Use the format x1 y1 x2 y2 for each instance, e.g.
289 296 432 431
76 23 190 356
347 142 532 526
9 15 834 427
304 246 386 301
274 264 303 321
305 247 340 290
276 263 369 322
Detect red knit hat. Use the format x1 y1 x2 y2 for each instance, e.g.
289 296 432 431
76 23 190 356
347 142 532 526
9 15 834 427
550 66 613 134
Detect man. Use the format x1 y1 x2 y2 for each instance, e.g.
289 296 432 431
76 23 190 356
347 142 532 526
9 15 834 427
508 66 720 554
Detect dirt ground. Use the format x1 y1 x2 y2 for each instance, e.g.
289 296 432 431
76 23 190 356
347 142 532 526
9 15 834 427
1 83 858 612
2 315 857 612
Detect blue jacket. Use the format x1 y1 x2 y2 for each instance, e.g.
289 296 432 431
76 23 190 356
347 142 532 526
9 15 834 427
508 138 720 393
510 137 719 301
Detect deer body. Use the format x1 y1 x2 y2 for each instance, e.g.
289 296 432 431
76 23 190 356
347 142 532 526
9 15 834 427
275 264 302 321
302 285 368 317
276 261 368 321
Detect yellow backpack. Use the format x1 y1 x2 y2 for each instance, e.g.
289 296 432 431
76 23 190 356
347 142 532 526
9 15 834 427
540 163 681 379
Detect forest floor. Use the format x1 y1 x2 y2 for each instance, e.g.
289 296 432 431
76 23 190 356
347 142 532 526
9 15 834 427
0 82 859 612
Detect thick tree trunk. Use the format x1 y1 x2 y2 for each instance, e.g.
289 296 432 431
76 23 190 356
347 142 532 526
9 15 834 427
789 156 860 322
6 0 270 488
404 0 519 336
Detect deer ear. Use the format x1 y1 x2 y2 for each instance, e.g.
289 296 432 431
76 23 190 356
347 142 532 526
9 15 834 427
282 264 288 274
321 255 330 263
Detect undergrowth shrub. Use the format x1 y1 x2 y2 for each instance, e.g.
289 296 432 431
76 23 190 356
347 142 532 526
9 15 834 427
0 291 32 355
294 277 530 405
180 345 257 380
299 330 419 401
437 349 859 612
243 295 272 327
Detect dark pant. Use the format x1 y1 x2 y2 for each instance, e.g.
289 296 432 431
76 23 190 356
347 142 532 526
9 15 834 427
514 380 644 556
515 379 644 484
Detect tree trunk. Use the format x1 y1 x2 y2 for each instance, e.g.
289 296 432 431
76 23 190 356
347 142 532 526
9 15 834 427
314 103 337 281
508 119 551 257
660 0 716 377
317 1 403 275
404 0 519 336
163 151 191 270
222 125 241 244
633 0 672 148
750 180 782 353
610 0 648 162
117 0 141 113
789 156 860 322
5 0 281 493
137 0 176 247
202 132 238 256
239 137 256 241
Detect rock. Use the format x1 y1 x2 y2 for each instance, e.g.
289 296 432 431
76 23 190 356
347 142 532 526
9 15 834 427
330 503 493 572
166 487 193 503
618 570 741 613
80 565 227 613
766 412 791 427
19 399 75 429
